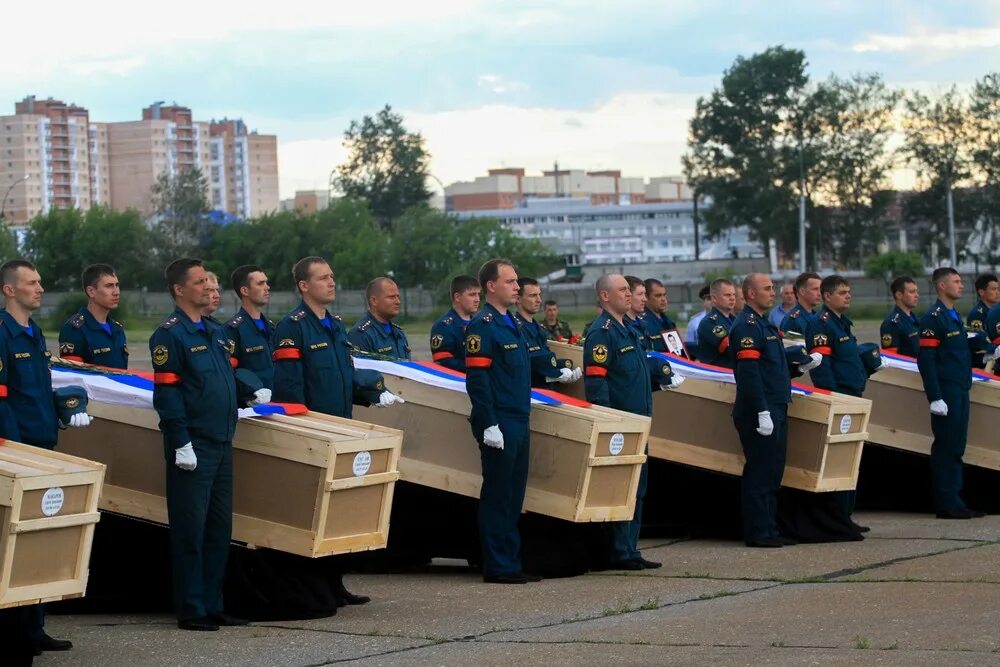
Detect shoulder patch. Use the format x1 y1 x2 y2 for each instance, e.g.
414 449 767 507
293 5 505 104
70 313 85 328
881 333 893 347
290 309 306 321
712 325 727 338
159 315 179 330
430 334 444 349
740 336 755 349
592 344 608 363
466 334 482 353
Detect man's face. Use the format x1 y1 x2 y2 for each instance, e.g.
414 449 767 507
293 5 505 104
204 277 221 315
454 287 480 318
825 283 852 313
244 271 270 308
602 275 631 317
176 266 211 310
519 284 542 315
648 283 667 314
371 280 402 320
749 278 775 310
543 303 559 323
301 262 336 305
940 273 964 301
896 282 919 310
800 278 822 308
7 267 44 312
87 273 120 311
781 285 795 308
978 280 1000 307
630 284 646 316
713 284 737 314
489 265 520 308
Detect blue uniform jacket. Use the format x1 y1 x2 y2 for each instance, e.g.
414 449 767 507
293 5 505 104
697 307 735 368
918 300 972 402
225 307 275 389
58 306 128 369
584 311 652 417
513 311 566 387
966 300 988 333
430 308 470 372
272 301 380 418
964 300 994 368
348 313 411 359
0 310 58 448
464 303 532 437
640 307 677 353
984 302 1000 347
729 305 791 418
780 302 816 337
880 306 920 358
805 306 866 395
149 308 239 450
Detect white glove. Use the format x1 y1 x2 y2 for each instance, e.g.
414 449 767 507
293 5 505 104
756 410 774 436
175 443 197 471
60 412 92 428
568 366 583 382
661 375 685 390
929 399 948 416
992 346 1000 360
248 388 271 406
548 367 581 383
375 390 405 408
483 425 504 450
800 352 823 372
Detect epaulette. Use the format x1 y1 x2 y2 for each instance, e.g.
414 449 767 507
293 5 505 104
159 315 180 329
891 313 899 323
482 313 493 323
112 318 123 328
70 313 85 328
789 309 800 319
746 312 756 324
602 319 612 330
931 306 941 316
358 317 373 331
443 316 453 326
226 314 243 328
708 313 718 321
820 311 830 321
290 309 306 321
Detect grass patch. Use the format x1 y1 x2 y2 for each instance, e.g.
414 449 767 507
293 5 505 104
854 635 871 650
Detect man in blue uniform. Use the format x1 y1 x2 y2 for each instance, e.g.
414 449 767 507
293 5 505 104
430 275 480 372
729 273 796 547
464 258 539 584
584 274 668 569
348 277 410 359
150 258 268 632
0 259 92 655
697 278 737 368
224 265 274 388
965 274 998 369
58 263 128 369
781 271 822 337
919 267 989 519
514 277 581 387
641 278 677 353
880 276 921 357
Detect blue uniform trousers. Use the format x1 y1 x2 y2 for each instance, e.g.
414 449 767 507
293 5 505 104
735 404 787 543
930 383 970 513
165 437 233 621
478 415 530 576
608 444 648 562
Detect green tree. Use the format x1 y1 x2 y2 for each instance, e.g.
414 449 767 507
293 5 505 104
77 206 157 288
388 207 458 289
335 105 432 229
23 208 86 289
864 251 924 287
150 167 211 262
968 72 1000 260
450 217 558 289
0 218 18 264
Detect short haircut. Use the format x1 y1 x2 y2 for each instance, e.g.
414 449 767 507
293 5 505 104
82 263 116 290
450 274 479 297
595 274 614 296
741 273 759 298
231 264 264 297
820 274 849 296
478 258 514 288
365 276 396 303
890 275 916 296
0 259 35 288
644 278 664 294
164 258 203 298
204 271 219 285
710 278 733 294
698 285 711 300
543 299 558 308
292 256 328 289
975 273 998 292
517 277 540 292
794 271 821 294
624 275 644 292
932 267 959 284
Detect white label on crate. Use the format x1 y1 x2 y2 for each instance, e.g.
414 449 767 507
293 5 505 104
353 451 372 477
840 415 852 434
609 433 625 456
41 487 64 517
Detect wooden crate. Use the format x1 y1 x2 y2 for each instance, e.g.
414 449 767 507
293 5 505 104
354 372 651 523
550 340 870 492
0 442 105 609
56 404 402 558
864 366 1000 470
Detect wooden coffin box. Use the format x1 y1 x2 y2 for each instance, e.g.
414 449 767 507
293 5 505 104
864 365 1000 470
0 442 104 609
549 340 870 492
56 404 402 558
354 369 651 523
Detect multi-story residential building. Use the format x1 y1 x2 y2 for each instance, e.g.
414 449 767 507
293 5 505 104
279 189 330 214
208 118 279 219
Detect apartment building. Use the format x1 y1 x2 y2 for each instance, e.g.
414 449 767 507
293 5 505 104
208 118 279 219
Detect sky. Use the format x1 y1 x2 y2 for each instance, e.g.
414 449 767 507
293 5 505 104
1 0 998 198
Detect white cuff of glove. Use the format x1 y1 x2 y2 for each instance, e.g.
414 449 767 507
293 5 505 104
63 412 92 428
175 442 198 470
483 424 504 450
992 346 1000 360
800 352 823 372
549 367 579 383
661 375 685 390
929 399 948 416
248 388 272 406
375 390 405 407
756 410 774 436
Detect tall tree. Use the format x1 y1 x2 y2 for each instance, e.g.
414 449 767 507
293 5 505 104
23 208 86 289
683 46 809 259
0 218 18 265
335 105 432 229
150 167 211 262
76 206 157 288
968 72 1000 259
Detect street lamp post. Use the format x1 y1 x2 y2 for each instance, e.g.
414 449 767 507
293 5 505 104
0 174 29 222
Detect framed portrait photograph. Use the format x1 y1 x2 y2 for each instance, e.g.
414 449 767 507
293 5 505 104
660 329 690 359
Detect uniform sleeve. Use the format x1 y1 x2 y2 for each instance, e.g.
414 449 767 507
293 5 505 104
988 308 1000 346
0 334 22 442
464 321 498 432
698 317 729 361
529 338 563 380
347 326 373 353
431 322 466 372
966 310 984 332
58 322 87 362
880 318 899 352
583 328 612 408
732 324 768 414
271 319 305 404
150 328 191 451
781 313 803 336
805 318 836 391
226 325 243 369
917 320 942 403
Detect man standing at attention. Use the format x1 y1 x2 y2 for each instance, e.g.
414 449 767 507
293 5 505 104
880 276 921 358
59 263 129 369
781 272 822 337
430 275 480 372
514 277 581 388
349 276 410 359
641 278 677 353
697 278 737 368
225 265 275 388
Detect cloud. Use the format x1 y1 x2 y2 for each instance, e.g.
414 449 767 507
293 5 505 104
476 74 529 94
853 27 1000 53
